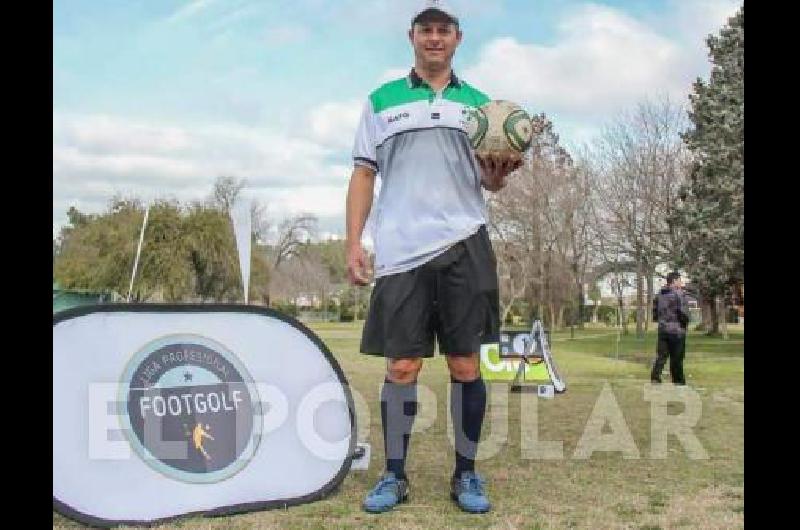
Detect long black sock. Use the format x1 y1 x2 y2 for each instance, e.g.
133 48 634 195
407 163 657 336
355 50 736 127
380 378 417 480
450 376 487 478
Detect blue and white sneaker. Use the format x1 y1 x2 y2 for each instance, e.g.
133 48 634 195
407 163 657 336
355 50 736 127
362 472 409 513
451 471 491 513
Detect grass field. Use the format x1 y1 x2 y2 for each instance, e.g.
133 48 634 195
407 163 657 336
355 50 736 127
54 322 744 529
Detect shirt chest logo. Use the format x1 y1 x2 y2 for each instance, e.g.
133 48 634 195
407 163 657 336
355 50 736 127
387 112 410 124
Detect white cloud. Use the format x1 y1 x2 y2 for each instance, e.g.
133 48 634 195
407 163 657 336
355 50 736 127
54 1 743 239
307 100 363 150
463 4 685 119
458 1 742 147
54 114 192 156
53 112 352 234
53 146 198 181
268 185 349 218
660 0 741 75
666 0 741 42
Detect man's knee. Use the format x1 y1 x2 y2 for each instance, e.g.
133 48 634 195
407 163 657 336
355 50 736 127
386 358 423 383
447 353 481 382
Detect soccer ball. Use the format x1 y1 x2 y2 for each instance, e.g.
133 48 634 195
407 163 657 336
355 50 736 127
465 100 533 158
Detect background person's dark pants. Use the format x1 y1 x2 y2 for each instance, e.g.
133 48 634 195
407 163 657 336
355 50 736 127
651 332 686 384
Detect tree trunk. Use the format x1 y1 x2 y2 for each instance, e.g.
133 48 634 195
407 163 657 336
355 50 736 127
645 272 654 333
618 297 628 335
500 275 527 327
708 297 720 335
543 255 551 329
635 261 645 339
558 305 566 331
719 295 728 339
574 266 584 330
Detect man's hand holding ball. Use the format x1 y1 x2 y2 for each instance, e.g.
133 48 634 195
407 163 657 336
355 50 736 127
478 152 523 192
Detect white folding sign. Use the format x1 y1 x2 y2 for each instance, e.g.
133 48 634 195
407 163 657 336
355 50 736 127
53 305 356 526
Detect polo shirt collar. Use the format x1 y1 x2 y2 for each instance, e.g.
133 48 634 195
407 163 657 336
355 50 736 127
407 68 461 89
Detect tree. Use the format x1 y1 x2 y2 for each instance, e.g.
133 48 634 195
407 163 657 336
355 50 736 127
187 175 275 303
267 251 330 310
607 272 632 335
591 96 690 337
254 213 317 307
134 200 193 302
184 203 242 302
312 238 349 284
592 240 637 335
54 179 272 304
560 156 594 330
54 197 193 301
210 176 245 214
55 198 143 298
190 186 273 303
248 247 272 304
269 214 318 270
488 113 587 329
673 6 744 334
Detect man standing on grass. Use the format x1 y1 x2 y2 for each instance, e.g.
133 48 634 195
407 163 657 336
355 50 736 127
345 0 521 515
651 271 690 385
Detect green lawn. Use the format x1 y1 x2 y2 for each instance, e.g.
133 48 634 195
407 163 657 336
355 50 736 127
54 322 744 529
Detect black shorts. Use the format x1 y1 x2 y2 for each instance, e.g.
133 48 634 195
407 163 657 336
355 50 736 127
360 225 500 358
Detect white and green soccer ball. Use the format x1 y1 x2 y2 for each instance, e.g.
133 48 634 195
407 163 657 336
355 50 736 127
465 100 533 157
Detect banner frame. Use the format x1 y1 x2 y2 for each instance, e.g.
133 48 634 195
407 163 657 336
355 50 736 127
53 303 358 528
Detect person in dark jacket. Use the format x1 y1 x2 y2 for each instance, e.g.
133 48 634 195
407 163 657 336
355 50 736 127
651 271 690 385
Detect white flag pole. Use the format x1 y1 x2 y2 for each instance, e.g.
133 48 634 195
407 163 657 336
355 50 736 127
230 200 252 304
127 206 150 302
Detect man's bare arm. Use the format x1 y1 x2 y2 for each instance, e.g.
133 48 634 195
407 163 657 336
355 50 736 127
346 165 377 285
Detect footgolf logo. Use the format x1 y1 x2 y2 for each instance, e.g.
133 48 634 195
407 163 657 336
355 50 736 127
118 334 262 483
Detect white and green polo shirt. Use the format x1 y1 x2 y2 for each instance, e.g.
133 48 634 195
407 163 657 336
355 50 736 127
353 69 491 278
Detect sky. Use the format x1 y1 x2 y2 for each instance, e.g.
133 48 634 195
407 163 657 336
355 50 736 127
53 0 741 240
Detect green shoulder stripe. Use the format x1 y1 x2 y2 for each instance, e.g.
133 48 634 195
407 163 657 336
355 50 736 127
369 78 430 113
445 81 491 108
369 77 491 113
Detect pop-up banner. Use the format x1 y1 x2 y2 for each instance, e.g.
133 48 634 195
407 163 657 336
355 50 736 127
480 321 566 393
480 331 551 382
53 305 356 527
